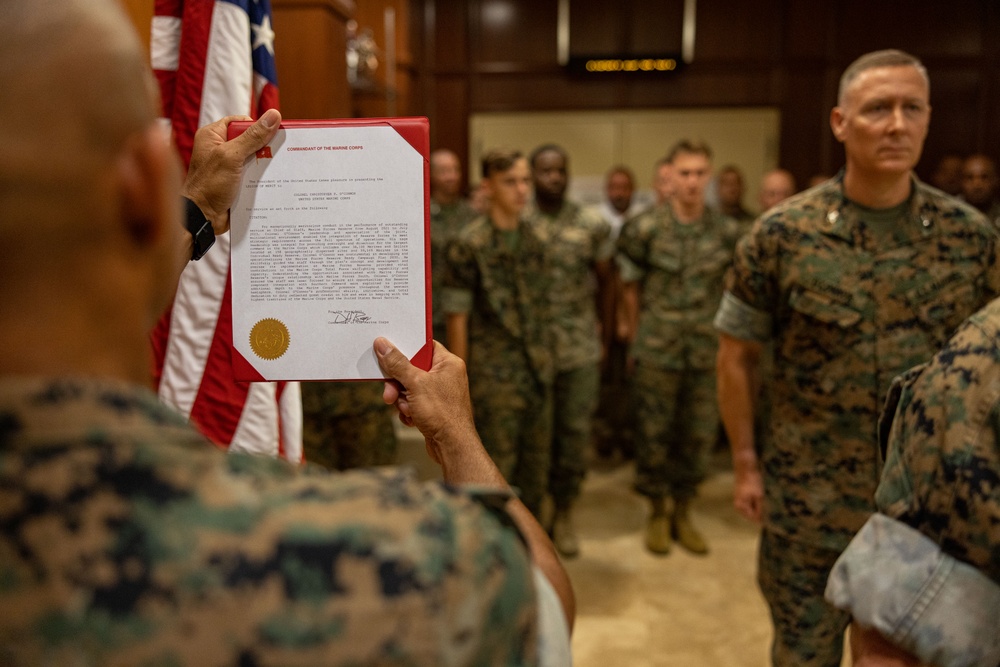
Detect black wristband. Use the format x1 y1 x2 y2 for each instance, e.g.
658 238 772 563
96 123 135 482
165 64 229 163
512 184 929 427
183 197 216 261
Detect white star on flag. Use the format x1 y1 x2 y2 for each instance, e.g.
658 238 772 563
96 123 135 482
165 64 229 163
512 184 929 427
252 15 275 56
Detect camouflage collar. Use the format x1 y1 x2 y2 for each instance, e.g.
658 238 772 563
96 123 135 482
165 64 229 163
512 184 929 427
821 171 940 245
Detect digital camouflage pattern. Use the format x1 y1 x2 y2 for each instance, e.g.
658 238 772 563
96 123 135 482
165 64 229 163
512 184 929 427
301 381 397 470
527 200 613 372
617 204 741 500
547 364 598 506
441 216 553 515
825 299 1000 666
617 203 743 371
431 199 478 343
0 377 540 666
631 364 718 500
716 175 1000 551
876 296 1000 584
758 530 849 667
527 200 613 506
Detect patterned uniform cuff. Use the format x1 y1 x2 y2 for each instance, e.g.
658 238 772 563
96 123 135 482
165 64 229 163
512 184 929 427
713 291 772 342
441 287 473 314
533 565 572 667
825 513 1000 667
596 237 616 263
615 254 644 283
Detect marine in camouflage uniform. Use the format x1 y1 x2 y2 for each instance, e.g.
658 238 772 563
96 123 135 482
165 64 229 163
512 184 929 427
527 144 615 556
430 149 478 344
442 152 553 519
715 174 1000 665
0 377 540 666
715 50 1000 667
618 141 742 556
530 202 611 519
826 296 1000 667
301 381 397 470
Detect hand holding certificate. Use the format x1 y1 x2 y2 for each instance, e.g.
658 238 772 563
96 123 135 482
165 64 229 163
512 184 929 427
228 118 432 381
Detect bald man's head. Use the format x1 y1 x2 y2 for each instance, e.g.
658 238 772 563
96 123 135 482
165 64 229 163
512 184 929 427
0 0 182 380
430 149 463 202
0 0 159 241
758 169 796 212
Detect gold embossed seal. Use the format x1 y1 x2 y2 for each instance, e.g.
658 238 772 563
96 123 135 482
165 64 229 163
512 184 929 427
249 318 290 360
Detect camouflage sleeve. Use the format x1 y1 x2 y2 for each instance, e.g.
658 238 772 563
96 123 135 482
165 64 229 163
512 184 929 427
441 236 477 314
984 229 1000 301
826 513 1000 667
874 311 1000 583
713 219 779 341
586 209 615 263
615 216 649 283
726 218 780 313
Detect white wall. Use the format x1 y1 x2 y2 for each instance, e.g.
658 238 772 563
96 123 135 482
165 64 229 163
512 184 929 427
469 108 781 212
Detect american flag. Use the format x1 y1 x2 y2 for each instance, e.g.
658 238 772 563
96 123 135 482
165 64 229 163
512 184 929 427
150 0 302 462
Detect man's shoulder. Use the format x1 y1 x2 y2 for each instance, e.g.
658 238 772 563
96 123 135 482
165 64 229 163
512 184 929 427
754 180 840 234
565 200 611 236
0 377 540 664
915 180 993 231
453 215 493 244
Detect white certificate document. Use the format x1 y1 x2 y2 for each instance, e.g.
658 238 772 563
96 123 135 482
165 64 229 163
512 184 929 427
229 119 431 381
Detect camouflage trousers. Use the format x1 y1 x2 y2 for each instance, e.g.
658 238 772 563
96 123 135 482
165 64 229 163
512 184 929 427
301 381 398 470
758 529 850 667
549 363 599 507
633 363 717 500
470 361 552 518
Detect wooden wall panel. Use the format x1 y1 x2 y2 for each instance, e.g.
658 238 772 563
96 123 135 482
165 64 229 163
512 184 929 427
413 0 1000 187
271 0 354 119
473 2 559 66
118 0 153 59
429 1 469 71
839 0 985 59
429 77 470 162
695 0 783 62
629 1 686 54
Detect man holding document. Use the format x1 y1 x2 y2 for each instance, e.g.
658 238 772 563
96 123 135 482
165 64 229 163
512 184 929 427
0 0 573 664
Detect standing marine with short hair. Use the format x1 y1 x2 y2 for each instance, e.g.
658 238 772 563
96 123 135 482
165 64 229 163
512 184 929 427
527 144 614 557
715 49 1000 666
443 149 554 518
618 139 742 556
429 148 477 344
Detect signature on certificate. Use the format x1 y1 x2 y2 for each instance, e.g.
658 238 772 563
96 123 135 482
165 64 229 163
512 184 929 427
329 310 373 324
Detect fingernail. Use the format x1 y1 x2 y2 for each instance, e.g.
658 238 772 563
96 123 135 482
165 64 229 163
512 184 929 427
374 338 390 356
261 108 278 128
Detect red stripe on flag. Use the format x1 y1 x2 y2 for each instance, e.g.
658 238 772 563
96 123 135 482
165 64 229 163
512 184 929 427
154 0 183 18
154 70 177 123
171 0 214 165
187 272 249 446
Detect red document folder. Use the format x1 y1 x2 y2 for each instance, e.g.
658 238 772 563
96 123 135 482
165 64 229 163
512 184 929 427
226 117 433 381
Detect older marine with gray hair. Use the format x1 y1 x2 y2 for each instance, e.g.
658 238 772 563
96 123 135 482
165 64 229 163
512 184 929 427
715 49 1000 666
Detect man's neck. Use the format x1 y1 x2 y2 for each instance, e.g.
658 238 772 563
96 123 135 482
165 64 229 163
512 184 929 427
535 196 564 217
671 199 704 224
842 168 912 209
432 191 460 207
490 206 520 231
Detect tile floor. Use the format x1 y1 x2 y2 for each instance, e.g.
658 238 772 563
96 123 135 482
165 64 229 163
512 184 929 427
395 425 849 666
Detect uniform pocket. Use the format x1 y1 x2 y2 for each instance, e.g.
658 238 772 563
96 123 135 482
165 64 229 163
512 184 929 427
788 288 862 328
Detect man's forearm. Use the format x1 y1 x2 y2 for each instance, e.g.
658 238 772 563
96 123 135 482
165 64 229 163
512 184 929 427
446 313 469 361
717 335 760 469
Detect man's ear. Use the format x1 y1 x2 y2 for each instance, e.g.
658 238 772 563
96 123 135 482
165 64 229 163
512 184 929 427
830 107 846 143
115 123 180 250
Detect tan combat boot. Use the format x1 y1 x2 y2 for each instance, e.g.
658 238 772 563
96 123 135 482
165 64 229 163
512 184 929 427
644 496 672 555
551 506 580 558
672 498 709 555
